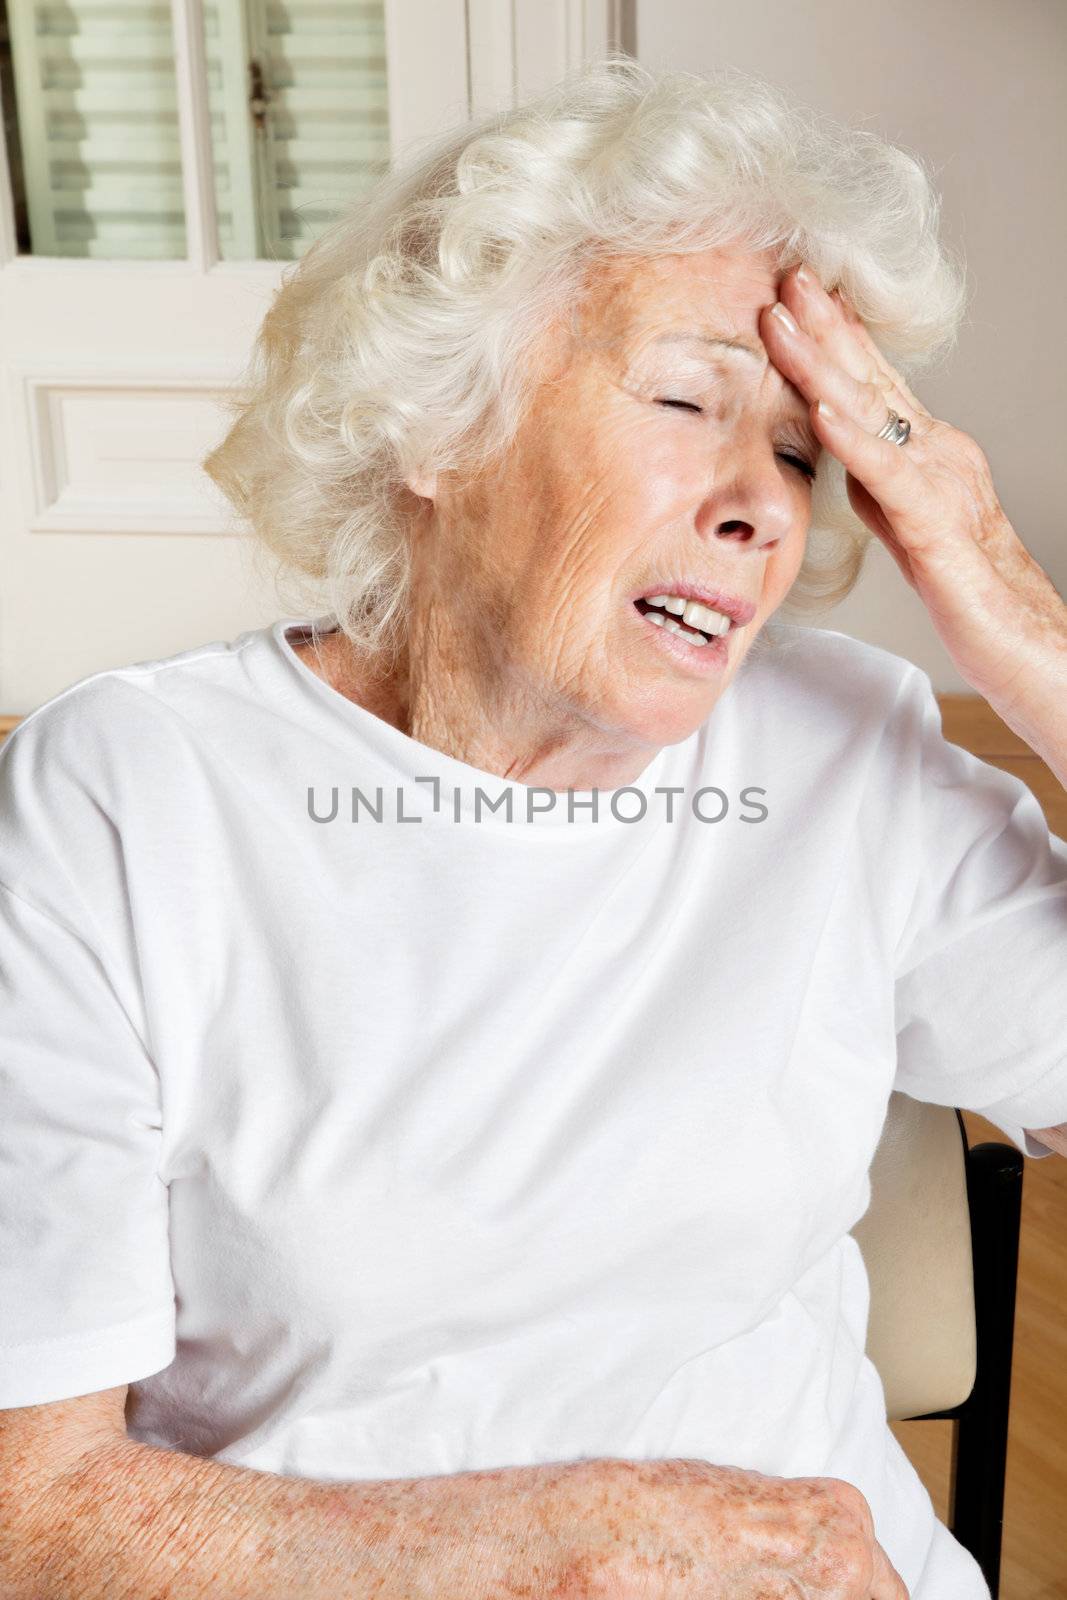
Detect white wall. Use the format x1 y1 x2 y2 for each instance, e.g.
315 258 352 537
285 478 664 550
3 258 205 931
637 0 1066 690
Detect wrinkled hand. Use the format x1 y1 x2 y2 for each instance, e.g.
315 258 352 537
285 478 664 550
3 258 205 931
551 1457 908 1599
760 263 1067 727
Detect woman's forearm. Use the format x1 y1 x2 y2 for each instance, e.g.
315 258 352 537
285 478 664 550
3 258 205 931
11 1435 588 1600
987 637 1067 791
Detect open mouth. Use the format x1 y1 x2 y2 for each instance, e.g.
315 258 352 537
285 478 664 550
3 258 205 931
639 595 723 643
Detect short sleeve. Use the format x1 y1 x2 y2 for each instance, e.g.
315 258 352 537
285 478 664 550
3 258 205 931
891 668 1067 1161
0 703 176 1408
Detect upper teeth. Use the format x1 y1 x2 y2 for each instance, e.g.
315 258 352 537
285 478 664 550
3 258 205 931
645 595 732 635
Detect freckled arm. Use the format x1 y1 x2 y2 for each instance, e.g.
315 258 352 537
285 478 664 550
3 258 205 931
3 1435 592 1600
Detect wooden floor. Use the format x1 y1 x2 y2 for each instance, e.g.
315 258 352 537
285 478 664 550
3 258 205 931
1 697 1064 1593
891 696 1067 1600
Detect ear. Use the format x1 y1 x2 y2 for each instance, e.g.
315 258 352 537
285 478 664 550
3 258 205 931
404 469 438 501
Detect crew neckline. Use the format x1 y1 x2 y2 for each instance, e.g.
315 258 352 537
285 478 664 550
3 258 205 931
269 614 673 834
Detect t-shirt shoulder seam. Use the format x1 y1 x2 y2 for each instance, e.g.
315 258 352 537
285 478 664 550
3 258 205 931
0 873 159 1069
3 634 262 744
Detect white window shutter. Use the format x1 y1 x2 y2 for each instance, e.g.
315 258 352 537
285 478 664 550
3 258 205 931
241 0 390 261
7 0 188 258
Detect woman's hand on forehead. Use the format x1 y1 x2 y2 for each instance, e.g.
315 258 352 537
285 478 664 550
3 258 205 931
758 260 1067 785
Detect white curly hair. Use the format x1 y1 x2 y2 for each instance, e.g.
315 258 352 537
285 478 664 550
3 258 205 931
204 54 968 666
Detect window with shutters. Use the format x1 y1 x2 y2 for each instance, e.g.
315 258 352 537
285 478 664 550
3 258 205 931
0 0 390 260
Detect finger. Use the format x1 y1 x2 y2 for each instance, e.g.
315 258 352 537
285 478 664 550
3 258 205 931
869 1537 910 1600
825 281 931 421
811 397 934 545
761 300 904 440
780 266 892 399
779 264 931 424
847 475 920 590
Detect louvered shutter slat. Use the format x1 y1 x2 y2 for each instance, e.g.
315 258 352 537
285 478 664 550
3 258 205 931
76 235 186 259
277 136 386 162
47 138 181 163
40 33 179 64
49 184 187 215
42 88 184 112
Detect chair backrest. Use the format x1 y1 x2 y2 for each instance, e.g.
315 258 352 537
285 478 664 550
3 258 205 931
850 1091 977 1421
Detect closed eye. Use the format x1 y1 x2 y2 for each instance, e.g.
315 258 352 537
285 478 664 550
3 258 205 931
656 399 818 481
658 398 703 414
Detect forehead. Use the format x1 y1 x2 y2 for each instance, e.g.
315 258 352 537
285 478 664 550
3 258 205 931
574 246 784 358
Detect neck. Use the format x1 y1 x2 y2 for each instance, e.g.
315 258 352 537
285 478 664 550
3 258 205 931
301 616 659 792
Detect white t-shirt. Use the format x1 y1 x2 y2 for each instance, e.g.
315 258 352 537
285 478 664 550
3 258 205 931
2 614 1066 1598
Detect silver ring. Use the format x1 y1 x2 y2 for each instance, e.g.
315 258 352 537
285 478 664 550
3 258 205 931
876 408 911 447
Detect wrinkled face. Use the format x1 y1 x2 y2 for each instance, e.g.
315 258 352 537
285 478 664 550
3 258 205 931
413 244 821 749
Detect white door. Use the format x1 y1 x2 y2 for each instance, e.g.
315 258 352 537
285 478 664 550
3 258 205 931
0 0 626 712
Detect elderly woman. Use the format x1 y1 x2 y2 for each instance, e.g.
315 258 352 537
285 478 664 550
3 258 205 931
1 56 1065 1600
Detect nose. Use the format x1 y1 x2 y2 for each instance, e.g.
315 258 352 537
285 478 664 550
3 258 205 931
697 437 799 553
